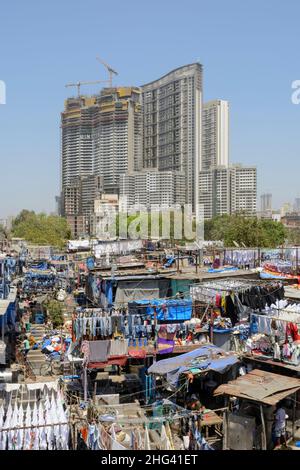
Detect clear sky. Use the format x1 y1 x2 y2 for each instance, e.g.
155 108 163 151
0 0 300 217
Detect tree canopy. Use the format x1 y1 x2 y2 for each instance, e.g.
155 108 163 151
11 210 71 248
45 299 64 328
204 214 287 248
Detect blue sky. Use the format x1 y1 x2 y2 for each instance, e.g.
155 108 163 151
0 0 300 217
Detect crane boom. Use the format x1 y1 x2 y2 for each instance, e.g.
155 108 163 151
65 79 109 97
96 56 118 87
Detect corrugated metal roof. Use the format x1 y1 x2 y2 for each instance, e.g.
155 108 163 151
214 369 300 405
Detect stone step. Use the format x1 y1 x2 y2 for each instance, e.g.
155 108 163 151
27 350 44 356
27 360 46 367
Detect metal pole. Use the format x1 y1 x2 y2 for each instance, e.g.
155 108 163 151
83 365 88 402
223 399 228 450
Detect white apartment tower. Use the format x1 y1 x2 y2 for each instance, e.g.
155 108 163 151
199 167 231 219
120 170 186 208
199 164 257 219
141 63 203 210
202 100 229 170
230 164 257 215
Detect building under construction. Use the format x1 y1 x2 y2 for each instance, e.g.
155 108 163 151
60 87 142 236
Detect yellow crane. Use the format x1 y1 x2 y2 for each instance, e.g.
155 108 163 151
65 80 107 97
96 56 118 88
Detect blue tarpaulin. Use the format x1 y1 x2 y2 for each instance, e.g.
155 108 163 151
131 298 192 321
86 257 95 270
148 344 239 387
207 266 238 273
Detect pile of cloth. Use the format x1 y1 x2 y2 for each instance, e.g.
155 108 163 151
41 334 70 360
246 333 273 356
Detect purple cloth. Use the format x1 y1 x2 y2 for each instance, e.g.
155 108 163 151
158 338 175 355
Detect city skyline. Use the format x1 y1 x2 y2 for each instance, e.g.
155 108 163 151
1 0 300 217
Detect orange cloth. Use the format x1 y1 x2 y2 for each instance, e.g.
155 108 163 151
80 427 88 443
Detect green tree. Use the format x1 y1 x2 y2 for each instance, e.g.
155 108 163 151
11 210 71 248
45 299 64 328
0 224 9 241
204 214 287 248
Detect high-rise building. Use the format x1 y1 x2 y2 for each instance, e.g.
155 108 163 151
94 87 143 194
202 100 229 170
120 170 186 208
294 197 300 213
62 175 103 237
280 202 292 218
141 63 203 210
199 166 231 219
260 193 272 212
61 88 142 233
230 164 257 215
61 96 98 190
199 164 257 219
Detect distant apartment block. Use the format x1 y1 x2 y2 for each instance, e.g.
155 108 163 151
120 170 186 208
202 100 229 170
199 164 257 219
231 164 257 215
281 214 300 228
280 202 293 218
199 166 231 219
260 193 272 212
62 175 103 237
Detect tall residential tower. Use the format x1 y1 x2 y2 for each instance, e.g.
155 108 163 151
141 63 203 210
202 100 229 170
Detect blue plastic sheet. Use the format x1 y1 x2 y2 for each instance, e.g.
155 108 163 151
132 298 192 321
148 344 239 386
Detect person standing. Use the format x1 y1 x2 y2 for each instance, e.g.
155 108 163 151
23 337 30 358
273 402 288 448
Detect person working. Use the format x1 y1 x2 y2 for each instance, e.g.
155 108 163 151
23 337 30 357
186 394 204 412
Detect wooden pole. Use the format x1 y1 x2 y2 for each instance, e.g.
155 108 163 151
292 392 296 440
83 366 88 402
260 404 267 450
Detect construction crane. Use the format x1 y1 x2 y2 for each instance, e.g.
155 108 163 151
96 56 118 88
65 80 107 97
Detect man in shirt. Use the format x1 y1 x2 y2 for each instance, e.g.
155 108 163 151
273 402 288 448
23 337 30 357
